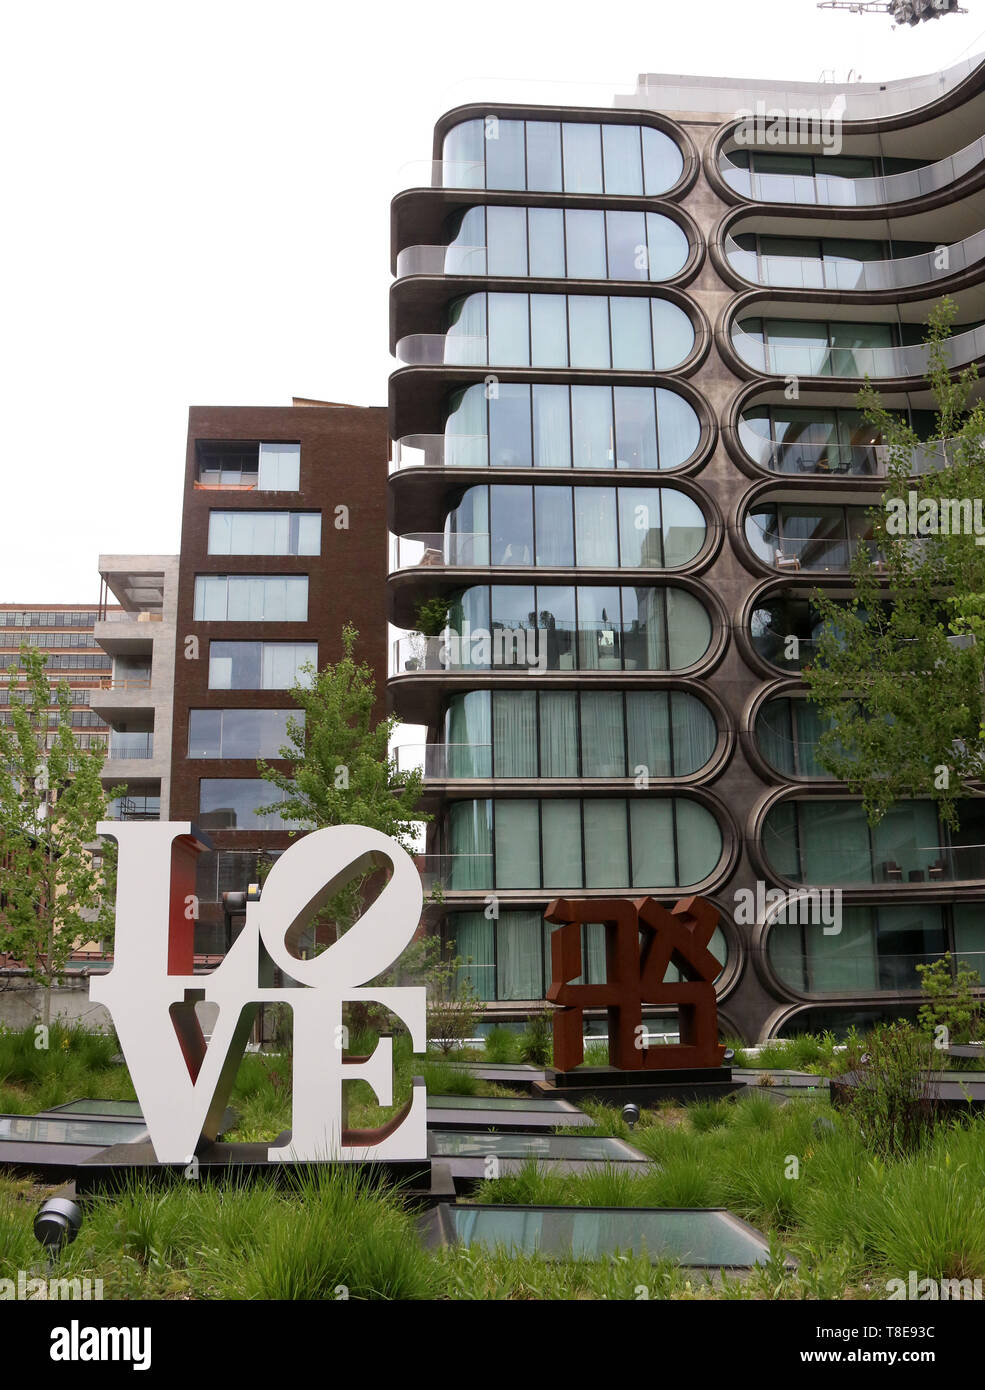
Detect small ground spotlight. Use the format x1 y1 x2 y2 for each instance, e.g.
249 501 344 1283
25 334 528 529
622 1102 640 1130
34 1197 82 1254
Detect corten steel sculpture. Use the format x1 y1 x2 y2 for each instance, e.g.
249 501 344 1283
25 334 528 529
545 895 726 1071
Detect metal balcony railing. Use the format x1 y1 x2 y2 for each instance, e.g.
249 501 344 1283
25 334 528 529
107 733 154 760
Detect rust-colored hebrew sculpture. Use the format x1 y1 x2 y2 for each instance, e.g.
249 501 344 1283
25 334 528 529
544 895 726 1071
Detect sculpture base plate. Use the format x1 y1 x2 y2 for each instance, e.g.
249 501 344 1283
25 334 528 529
535 1065 740 1106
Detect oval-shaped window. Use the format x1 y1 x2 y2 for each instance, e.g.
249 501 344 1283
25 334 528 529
444 383 701 471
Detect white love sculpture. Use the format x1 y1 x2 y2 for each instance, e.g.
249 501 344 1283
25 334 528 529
90 822 427 1163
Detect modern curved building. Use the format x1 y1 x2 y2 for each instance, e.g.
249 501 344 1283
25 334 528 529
387 55 985 1043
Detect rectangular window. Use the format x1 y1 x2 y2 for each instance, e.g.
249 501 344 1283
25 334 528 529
207 512 321 556
488 384 532 468
606 210 647 280
568 296 610 369
494 800 541 888
571 386 613 469
614 387 659 471
486 205 528 277
257 443 300 491
565 209 607 279
630 799 675 886
525 121 563 191
488 293 529 366
541 800 583 888
208 641 316 690
532 385 572 469
485 119 526 190
610 297 652 370
497 910 545 999
562 123 603 193
539 692 578 776
492 690 538 777
193 576 308 622
527 207 565 278
188 708 299 759
602 124 643 195
199 778 298 830
580 692 625 776
584 800 628 887
529 294 568 368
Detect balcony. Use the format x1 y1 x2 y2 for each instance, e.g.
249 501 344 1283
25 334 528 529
92 610 163 657
395 244 488 279
395 333 488 366
107 732 154 761
415 853 494 893
730 323 985 381
745 524 882 574
396 743 493 779
719 131 985 207
735 430 951 477
88 679 155 720
724 229 985 293
106 795 161 822
390 435 488 472
390 623 685 676
390 532 490 573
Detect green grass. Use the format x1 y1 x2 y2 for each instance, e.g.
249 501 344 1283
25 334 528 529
3 1023 985 1299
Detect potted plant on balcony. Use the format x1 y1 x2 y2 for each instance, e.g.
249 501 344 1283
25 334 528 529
408 597 450 672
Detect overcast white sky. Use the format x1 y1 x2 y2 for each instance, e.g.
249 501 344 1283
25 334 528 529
2 0 983 602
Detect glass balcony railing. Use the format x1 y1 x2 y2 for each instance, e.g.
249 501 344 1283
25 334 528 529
725 229 985 292
390 532 491 571
395 334 488 366
735 431 951 477
773 949 985 994
96 611 163 624
395 244 488 278
719 130 985 207
395 743 493 779
107 733 154 760
746 528 882 573
730 324 985 380
415 853 495 892
751 636 824 671
390 435 489 472
98 677 152 690
391 622 689 675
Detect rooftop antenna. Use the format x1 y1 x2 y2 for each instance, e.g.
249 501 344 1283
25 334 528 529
817 1 967 21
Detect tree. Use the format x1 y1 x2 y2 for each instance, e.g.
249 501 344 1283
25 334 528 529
256 622 431 943
916 953 982 1046
0 647 121 1026
256 624 484 1042
804 298 985 830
